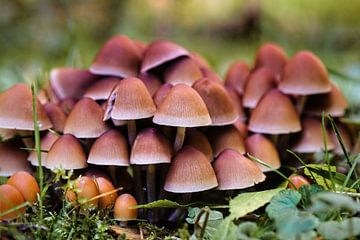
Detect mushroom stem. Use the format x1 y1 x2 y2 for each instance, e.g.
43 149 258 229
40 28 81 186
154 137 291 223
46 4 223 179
127 120 137 146
108 166 117 186
168 193 191 223
132 165 144 217
174 127 186 152
296 95 308 114
146 164 157 223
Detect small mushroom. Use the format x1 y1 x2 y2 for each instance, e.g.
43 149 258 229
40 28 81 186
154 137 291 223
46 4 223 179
184 128 213 162
7 171 40 204
0 184 25 220
209 126 246 158
138 73 162 96
0 140 31 177
164 57 203 86
28 131 59 167
66 176 99 207
83 77 121 101
114 193 138 224
224 60 250 95
44 103 67 132
95 177 118 209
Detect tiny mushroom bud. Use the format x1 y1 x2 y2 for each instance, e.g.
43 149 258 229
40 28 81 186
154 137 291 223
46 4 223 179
0 184 25 220
288 175 310 189
7 171 40 204
114 193 138 222
95 177 118 209
66 176 99 207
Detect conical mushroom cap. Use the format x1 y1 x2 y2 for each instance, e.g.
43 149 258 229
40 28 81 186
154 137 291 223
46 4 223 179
28 131 59 167
90 35 141 78
88 129 129 166
153 83 173 107
139 73 162 96
64 98 109 138
190 52 210 68
292 118 334 153
184 128 213 162
44 103 66 132
141 40 189 73
0 83 52 131
164 57 203 86
106 78 156 120
60 98 76 115
83 78 120 100
243 68 276 109
254 43 287 81
153 84 211 127
279 51 331 95
226 87 247 122
249 89 301 134
46 134 87 170
164 146 218 193
130 128 172 165
214 149 266 190
305 84 348 117
224 61 250 94
0 140 31 176
193 78 238 126
50 68 97 100
209 126 246 157
245 134 281 172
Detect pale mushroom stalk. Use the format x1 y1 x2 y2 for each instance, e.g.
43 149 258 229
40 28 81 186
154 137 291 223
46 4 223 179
127 120 137 146
174 127 186 152
146 164 157 222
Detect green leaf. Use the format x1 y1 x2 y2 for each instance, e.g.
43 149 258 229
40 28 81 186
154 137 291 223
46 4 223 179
309 192 360 214
229 188 282 219
134 199 191 209
236 222 259 240
265 189 301 220
298 184 324 208
213 218 237 240
275 212 319 240
318 217 360 240
186 207 223 239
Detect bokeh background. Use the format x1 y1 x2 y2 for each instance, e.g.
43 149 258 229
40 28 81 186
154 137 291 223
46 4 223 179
1 0 360 111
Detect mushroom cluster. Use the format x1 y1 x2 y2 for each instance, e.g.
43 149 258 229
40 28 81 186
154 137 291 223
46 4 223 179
0 35 351 223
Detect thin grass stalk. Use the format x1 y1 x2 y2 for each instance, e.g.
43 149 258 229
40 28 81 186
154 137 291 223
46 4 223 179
321 112 335 191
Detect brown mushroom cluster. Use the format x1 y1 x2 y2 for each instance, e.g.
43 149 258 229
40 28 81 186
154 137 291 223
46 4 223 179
0 35 351 222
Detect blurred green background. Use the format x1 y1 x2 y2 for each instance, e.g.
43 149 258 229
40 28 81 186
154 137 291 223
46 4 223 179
1 0 360 109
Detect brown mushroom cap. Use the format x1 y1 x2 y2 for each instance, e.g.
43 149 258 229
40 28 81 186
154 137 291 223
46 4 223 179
130 128 172 165
28 131 59 167
225 86 247 122
153 83 173 107
83 78 120 100
138 73 162 96
224 61 250 94
114 193 138 221
95 177 118 209
0 184 25 220
190 52 210 68
0 83 52 131
233 119 248 138
44 103 67 132
214 149 266 190
243 67 277 109
200 67 223 83
90 35 141 78
304 83 348 117
141 40 189 73
245 134 281 172
184 128 213 162
292 118 334 153
254 43 287 81
278 51 331 95
164 146 218 193
164 57 203 86
7 171 40 204
87 129 129 166
64 98 109 138
60 98 76 115
50 68 98 100
46 134 87 170
153 84 211 127
0 140 31 176
249 89 301 134
193 78 239 126
209 126 246 157
66 176 99 207
106 77 156 120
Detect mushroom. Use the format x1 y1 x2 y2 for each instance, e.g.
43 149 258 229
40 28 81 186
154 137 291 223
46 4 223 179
0 140 31 176
114 193 138 225
184 128 213 162
213 149 266 190
288 175 310 189
60 98 76 115
46 134 87 170
153 83 173 107
254 43 287 82
193 78 239 126
243 67 276 109
66 176 99 207
0 184 25 220
164 146 218 193
245 134 281 172
224 60 250 95
7 171 40 204
164 57 203 86
64 98 109 138
225 86 247 122
95 177 118 209
28 131 59 167
190 52 210 69
130 128 172 203
141 40 189 73
0 83 52 131
90 35 141 78
44 103 67 132
138 73 162 96
104 77 156 145
83 78 121 101
50 68 98 100
153 84 211 152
